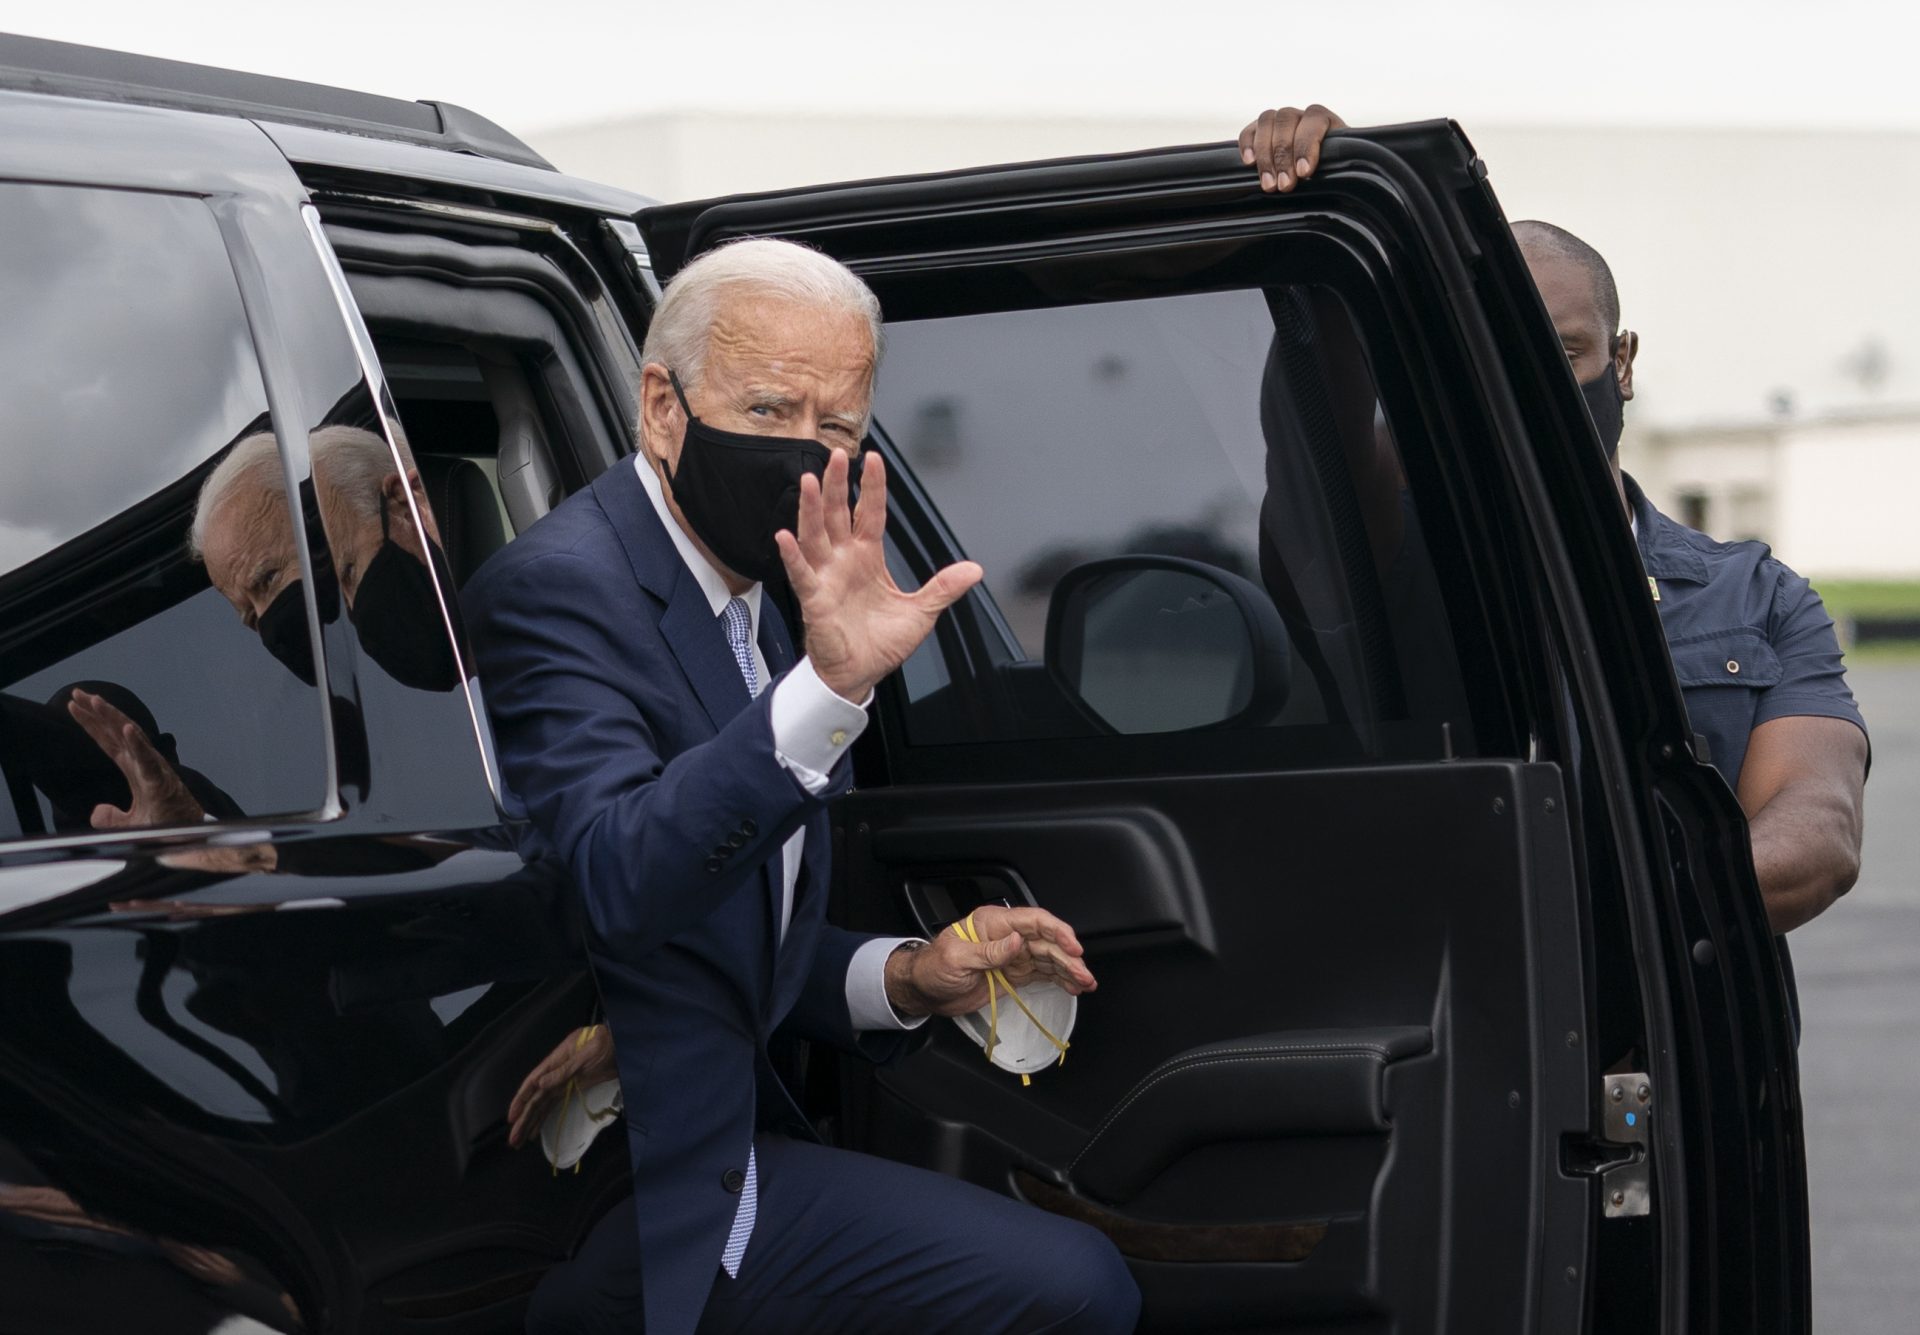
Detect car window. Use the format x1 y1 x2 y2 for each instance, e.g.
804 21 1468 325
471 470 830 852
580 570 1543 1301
0 184 329 841
872 282 1476 767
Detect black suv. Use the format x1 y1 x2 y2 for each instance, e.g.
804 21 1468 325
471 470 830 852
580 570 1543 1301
0 34 1804 1335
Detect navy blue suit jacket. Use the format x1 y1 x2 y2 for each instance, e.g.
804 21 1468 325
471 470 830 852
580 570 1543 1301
463 459 905 1335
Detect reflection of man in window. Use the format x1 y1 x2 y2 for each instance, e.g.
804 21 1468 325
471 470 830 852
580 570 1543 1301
10 426 465 843
0 681 240 833
193 426 461 692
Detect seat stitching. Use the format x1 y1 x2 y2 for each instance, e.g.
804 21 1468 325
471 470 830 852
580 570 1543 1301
1069 1050 1391 1174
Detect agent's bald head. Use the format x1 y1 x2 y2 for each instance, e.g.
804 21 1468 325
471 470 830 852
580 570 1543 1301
1513 220 1620 338
1512 219 1637 405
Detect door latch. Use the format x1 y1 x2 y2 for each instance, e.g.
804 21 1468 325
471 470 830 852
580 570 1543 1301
1597 1071 1652 1218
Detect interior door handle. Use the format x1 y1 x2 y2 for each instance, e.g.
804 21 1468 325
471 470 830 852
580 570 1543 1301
900 868 1036 939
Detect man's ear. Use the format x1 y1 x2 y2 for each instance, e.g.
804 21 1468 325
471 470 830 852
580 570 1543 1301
378 470 433 548
398 468 441 543
1616 329 1639 403
638 363 684 477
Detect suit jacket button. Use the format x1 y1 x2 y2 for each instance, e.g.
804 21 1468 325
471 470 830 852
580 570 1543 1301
728 830 750 848
705 857 723 874
722 1168 746 1193
739 819 757 838
714 845 732 859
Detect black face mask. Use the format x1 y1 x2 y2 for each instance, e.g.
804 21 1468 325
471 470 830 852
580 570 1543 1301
348 487 464 693
663 370 839 585
256 552 339 687
1580 360 1625 461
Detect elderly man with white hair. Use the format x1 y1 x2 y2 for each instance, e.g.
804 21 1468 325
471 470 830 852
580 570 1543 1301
44 426 462 849
464 238 1139 1335
190 425 461 692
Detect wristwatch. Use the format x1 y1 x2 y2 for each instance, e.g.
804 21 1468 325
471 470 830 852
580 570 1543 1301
886 938 928 1023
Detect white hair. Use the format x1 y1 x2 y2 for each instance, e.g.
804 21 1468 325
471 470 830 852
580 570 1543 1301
189 430 282 561
189 425 402 560
640 237 884 401
309 425 400 531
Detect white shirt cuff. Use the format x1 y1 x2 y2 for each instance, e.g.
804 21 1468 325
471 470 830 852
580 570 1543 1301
770 657 871 792
847 936 930 1032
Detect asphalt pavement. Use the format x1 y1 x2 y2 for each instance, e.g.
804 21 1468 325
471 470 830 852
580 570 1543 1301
1792 659 1920 1333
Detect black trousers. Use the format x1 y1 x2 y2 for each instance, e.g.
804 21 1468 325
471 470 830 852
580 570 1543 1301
526 1136 1140 1334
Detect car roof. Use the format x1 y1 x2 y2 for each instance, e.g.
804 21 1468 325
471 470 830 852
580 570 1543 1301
0 32 552 171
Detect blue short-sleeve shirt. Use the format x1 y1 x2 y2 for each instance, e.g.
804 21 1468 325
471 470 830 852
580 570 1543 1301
1628 475 1868 788
1627 475 1867 1039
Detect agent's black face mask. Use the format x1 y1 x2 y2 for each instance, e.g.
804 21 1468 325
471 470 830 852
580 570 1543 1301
348 485 464 693
1580 357 1625 461
663 369 839 585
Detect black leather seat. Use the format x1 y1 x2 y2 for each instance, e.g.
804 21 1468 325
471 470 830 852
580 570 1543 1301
417 455 508 588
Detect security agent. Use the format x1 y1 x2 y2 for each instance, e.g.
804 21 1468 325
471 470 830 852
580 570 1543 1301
464 238 1138 1335
1240 106 1869 948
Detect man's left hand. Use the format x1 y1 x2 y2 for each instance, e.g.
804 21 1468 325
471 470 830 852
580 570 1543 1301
508 1024 619 1148
777 449 983 704
67 689 205 829
885 904 1096 1018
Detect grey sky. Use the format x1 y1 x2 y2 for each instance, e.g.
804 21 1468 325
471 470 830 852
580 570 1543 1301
6 0 1918 135
0 184 266 576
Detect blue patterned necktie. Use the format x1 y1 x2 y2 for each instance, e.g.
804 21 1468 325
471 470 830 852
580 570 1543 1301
722 596 761 699
719 594 759 1277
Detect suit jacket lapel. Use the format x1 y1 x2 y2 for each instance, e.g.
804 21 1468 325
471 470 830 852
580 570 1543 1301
594 460 753 732
758 591 797 681
598 461 801 1019
659 572 752 732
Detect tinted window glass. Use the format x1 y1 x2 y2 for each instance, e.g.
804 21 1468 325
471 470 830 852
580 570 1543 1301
874 284 1473 761
0 187 272 579
0 185 328 842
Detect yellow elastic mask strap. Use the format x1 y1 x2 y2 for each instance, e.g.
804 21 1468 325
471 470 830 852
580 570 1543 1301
548 1023 600 1177
952 914 1070 1086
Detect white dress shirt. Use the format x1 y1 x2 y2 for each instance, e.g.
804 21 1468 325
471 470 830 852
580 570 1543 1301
633 453 923 1033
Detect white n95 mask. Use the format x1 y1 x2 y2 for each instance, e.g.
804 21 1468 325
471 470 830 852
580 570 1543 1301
541 1077 622 1173
540 1024 623 1174
947 913 1076 1086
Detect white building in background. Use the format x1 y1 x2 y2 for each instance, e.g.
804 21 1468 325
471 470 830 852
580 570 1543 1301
526 113 1920 578
1633 409 1920 578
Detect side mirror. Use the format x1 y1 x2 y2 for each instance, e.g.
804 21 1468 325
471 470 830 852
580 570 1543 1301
1044 556 1291 735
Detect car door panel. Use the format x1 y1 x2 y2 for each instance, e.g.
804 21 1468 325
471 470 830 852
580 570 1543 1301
831 761 1582 1331
644 123 1797 1332
653 147 1541 1332
0 850 621 1334
879 807 1216 949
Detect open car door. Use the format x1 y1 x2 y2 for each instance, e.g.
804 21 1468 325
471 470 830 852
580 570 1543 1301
635 125 1806 1335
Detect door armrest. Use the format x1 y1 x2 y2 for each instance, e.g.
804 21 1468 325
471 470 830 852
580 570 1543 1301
1068 1026 1432 1204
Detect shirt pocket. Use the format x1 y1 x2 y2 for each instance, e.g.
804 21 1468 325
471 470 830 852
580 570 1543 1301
1667 627 1783 691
